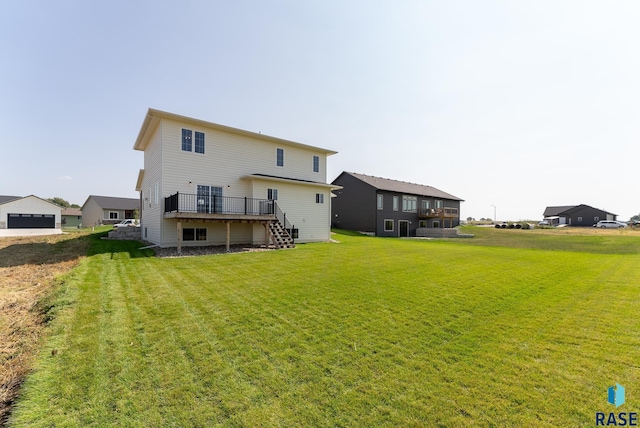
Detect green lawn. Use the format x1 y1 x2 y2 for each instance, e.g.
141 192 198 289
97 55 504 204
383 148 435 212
9 228 640 426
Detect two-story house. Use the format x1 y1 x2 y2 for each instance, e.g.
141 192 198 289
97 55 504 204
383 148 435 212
331 172 463 237
133 109 338 252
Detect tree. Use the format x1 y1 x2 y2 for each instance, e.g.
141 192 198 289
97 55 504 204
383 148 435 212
48 197 72 208
630 214 640 222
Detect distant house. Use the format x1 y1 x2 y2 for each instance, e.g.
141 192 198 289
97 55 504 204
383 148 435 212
542 204 617 226
331 172 463 237
81 195 140 227
0 195 62 229
133 108 338 251
61 208 82 228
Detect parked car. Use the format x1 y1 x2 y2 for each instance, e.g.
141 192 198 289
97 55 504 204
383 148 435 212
593 220 626 228
113 219 140 228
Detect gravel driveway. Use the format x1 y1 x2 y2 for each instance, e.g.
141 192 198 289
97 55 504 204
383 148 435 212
0 228 64 237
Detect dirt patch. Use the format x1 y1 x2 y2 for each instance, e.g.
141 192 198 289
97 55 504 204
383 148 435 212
0 232 90 426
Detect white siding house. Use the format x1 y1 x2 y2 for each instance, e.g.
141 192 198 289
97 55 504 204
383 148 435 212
0 195 62 229
81 195 140 227
133 109 338 251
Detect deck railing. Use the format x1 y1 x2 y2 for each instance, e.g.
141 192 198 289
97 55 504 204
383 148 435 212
164 193 276 216
418 207 459 218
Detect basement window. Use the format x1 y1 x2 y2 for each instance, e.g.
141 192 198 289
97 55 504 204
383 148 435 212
384 219 394 232
183 228 207 241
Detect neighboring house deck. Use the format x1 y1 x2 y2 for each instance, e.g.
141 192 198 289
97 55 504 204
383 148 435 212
331 172 463 237
133 108 338 252
542 204 617 226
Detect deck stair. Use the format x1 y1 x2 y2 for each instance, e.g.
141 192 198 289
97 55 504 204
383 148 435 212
268 220 295 249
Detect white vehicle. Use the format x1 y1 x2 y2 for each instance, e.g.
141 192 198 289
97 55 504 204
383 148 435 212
113 219 140 228
593 220 626 228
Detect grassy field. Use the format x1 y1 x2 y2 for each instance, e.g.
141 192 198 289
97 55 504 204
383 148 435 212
7 227 640 426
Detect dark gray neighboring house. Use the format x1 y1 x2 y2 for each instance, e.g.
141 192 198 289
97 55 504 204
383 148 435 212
543 204 617 226
331 172 463 237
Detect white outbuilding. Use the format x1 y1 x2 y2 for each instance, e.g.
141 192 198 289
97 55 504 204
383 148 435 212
0 195 62 229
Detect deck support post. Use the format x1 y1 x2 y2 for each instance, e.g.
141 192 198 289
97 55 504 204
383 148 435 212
226 221 230 252
177 221 182 254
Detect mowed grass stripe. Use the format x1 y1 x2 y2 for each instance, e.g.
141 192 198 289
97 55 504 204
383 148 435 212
9 229 640 427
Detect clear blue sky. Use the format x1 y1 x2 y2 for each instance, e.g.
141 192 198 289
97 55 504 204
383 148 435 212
1 1 638 220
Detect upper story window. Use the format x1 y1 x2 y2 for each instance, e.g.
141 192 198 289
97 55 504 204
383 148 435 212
182 129 192 151
277 148 284 167
268 188 278 200
313 156 320 172
402 195 417 212
316 193 324 204
182 129 205 154
435 200 443 209
393 196 399 211
377 194 383 210
194 131 205 154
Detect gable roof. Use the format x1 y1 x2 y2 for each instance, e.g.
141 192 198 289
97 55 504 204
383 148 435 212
544 204 617 217
82 195 139 211
62 208 82 216
543 205 576 217
133 108 338 156
0 195 62 208
0 195 22 205
336 172 463 201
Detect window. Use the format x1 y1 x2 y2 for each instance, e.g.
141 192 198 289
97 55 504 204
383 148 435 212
393 196 399 211
433 221 440 228
402 195 417 212
577 216 583 222
183 228 206 241
313 156 319 172
109 212 119 219
384 219 394 232
197 185 223 213
419 220 427 228
194 131 205 154
377 194 383 210
316 193 324 204
277 148 284 167
267 188 278 200
435 200 443 209
182 129 192 152
196 228 207 241
422 200 430 210
183 228 195 241
182 129 205 154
